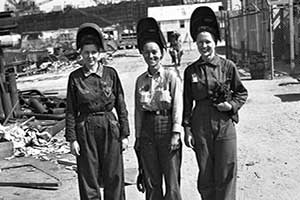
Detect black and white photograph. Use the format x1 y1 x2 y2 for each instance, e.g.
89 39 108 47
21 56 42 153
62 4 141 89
0 0 300 199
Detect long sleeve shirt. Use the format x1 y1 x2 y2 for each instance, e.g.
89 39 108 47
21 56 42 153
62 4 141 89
135 66 183 138
65 64 130 142
182 55 248 127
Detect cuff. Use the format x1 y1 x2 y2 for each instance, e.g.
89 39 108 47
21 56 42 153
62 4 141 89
120 131 130 140
65 132 76 142
229 100 238 113
172 123 183 133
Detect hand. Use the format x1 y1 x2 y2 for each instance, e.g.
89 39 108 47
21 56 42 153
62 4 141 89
136 170 146 193
215 101 232 112
170 132 181 152
70 140 80 156
121 137 129 152
184 127 195 148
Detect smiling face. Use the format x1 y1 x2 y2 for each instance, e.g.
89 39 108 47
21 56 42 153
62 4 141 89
196 31 216 61
80 44 100 69
142 41 162 74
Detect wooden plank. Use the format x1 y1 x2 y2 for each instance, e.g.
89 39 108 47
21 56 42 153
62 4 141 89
0 164 61 189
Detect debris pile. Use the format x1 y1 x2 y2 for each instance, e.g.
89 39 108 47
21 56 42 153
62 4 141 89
0 119 69 160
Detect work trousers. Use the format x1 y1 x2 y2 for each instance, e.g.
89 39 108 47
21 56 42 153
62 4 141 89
140 112 182 200
191 107 237 200
75 112 125 200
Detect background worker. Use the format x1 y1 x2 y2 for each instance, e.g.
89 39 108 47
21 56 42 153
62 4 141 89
169 31 183 66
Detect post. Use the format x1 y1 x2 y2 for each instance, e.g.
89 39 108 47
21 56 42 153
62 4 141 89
269 6 274 79
289 0 295 74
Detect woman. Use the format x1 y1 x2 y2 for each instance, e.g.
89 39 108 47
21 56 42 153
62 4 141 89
65 23 130 200
134 17 183 200
182 7 248 200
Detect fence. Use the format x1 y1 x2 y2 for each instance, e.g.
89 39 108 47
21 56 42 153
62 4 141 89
225 1 300 79
224 3 271 79
272 4 300 74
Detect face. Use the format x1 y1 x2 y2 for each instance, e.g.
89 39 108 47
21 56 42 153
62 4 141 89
80 44 100 68
196 31 216 61
142 42 162 71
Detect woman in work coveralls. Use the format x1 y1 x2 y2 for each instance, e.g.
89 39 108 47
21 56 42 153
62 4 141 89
65 23 130 200
182 7 248 200
134 17 183 200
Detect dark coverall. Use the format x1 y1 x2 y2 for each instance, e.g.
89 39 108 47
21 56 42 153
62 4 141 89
65 65 130 200
182 55 248 200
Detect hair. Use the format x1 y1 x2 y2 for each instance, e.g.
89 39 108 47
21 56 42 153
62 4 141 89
142 39 164 55
197 26 218 44
79 34 102 51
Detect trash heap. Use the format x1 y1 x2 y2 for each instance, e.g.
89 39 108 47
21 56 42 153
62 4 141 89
1 49 69 160
0 117 69 160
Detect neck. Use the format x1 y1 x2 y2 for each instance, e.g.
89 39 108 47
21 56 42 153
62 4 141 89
202 54 215 63
86 62 99 72
148 64 161 75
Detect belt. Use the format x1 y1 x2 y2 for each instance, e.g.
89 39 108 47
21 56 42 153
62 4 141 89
144 109 171 116
81 111 108 116
91 111 106 116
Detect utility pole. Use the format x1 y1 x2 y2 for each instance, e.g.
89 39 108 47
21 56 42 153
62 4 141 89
289 0 295 74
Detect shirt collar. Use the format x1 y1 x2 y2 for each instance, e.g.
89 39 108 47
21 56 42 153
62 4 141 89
82 62 103 77
198 55 222 67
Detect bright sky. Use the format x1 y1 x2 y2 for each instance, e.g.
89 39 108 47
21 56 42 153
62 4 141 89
0 0 98 12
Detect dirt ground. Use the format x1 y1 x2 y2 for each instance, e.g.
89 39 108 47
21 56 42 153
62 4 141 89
1 46 300 200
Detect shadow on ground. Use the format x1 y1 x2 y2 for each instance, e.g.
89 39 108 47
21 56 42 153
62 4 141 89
274 93 300 102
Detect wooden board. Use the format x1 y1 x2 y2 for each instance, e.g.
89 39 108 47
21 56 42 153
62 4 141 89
0 164 61 189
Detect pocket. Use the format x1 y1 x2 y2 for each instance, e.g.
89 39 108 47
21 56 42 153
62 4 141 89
109 119 120 140
217 119 236 140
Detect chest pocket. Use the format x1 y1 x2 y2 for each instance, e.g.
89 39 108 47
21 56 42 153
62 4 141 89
99 78 116 107
100 79 113 98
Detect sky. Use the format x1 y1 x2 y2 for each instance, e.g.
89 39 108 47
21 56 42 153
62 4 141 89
0 0 98 12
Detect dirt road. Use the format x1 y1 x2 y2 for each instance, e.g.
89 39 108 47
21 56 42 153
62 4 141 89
1 48 300 200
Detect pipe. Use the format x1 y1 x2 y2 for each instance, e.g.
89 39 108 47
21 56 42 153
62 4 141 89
7 72 20 114
3 99 19 126
29 98 47 114
16 111 65 120
0 93 5 122
48 108 65 114
0 75 12 119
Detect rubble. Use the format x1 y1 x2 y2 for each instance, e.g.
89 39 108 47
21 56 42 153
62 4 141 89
0 121 69 160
